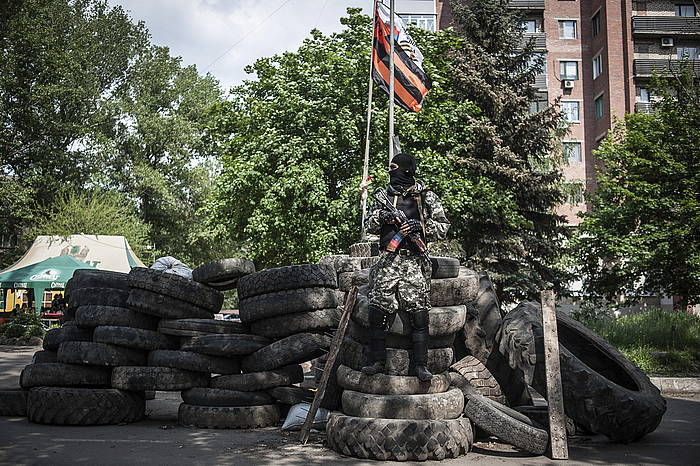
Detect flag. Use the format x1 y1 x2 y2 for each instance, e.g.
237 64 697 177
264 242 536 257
372 2 432 112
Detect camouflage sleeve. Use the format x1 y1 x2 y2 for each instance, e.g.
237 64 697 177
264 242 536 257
364 196 384 235
423 190 450 242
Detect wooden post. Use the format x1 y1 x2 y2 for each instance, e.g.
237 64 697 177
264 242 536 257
299 286 358 444
541 290 569 460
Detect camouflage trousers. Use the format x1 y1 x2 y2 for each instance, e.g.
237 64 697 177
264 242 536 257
368 251 432 314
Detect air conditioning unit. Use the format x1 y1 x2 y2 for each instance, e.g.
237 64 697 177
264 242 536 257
661 37 674 47
563 80 575 89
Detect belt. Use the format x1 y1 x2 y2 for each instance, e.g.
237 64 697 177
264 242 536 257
385 248 418 256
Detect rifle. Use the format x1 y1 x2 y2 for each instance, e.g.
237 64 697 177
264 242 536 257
372 190 430 259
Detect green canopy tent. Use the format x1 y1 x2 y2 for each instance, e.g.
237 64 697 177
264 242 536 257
0 255 94 314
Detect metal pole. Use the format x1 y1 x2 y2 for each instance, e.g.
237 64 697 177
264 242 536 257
388 0 395 166
360 0 378 241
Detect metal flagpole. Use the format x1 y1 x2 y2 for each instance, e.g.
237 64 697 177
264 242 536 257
360 0 378 240
388 0 395 166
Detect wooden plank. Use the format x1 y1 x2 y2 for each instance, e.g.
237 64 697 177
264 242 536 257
541 290 569 460
299 286 358 445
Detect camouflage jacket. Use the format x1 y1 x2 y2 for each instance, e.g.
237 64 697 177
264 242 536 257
365 181 450 243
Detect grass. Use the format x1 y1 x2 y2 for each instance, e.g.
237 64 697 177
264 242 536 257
574 309 700 376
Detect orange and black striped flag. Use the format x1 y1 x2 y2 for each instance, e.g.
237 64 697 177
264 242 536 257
372 2 432 112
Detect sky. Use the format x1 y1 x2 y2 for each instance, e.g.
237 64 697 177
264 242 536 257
108 0 375 92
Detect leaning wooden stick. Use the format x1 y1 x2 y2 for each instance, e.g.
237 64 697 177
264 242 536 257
299 286 358 444
541 290 569 460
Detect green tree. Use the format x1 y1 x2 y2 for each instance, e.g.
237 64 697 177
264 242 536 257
573 69 700 306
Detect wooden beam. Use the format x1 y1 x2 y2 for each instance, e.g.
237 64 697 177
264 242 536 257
299 286 358 444
541 290 569 460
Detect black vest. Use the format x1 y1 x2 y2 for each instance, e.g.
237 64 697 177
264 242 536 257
379 191 425 252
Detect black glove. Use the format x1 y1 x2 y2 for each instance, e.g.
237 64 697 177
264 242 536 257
405 219 422 234
379 210 399 225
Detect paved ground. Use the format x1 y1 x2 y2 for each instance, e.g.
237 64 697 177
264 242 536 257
1 345 698 466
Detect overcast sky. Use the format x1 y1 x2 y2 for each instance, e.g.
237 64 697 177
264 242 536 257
108 0 375 92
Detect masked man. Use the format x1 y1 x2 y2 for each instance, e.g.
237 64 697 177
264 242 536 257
362 153 450 381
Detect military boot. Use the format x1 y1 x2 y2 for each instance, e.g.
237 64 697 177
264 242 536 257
411 309 433 381
361 305 391 375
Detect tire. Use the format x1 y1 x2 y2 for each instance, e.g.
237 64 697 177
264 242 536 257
463 390 548 455
75 305 159 330
178 403 280 429
42 326 93 351
181 334 270 357
513 405 577 436
241 333 332 373
450 356 507 404
68 287 130 308
319 255 362 273
266 386 315 405
430 268 480 307
181 387 273 407
211 365 303 391
336 364 451 395
158 318 249 337
93 325 178 351
27 387 144 425
237 264 337 300
31 350 57 364
348 242 379 257
459 273 505 363
239 288 338 323
127 289 214 320
67 269 129 291
326 414 473 461
148 350 241 375
360 256 379 269
20 363 111 388
0 389 27 416
249 308 340 339
57 341 147 367
346 321 456 350
111 366 209 391
337 272 355 292
342 388 464 420
341 337 453 377
128 267 224 311
192 258 256 291
430 256 460 279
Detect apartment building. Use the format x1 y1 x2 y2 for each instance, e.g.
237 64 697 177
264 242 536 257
397 0 700 224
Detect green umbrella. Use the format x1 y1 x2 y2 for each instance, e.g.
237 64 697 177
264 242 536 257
0 255 95 314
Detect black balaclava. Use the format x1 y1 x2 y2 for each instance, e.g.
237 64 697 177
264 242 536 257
389 153 417 189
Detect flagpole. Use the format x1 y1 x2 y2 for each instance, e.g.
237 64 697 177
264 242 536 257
360 0 378 241
388 0 395 166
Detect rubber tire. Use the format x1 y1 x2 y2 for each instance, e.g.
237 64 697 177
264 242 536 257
249 308 340 339
128 267 224 311
360 256 379 269
239 287 339 323
430 268 480 307
42 326 93 351
181 334 270 357
241 333 332 373
237 264 337 299
20 363 111 388
450 356 507 404
67 269 129 291
430 256 460 279
111 366 209 391
319 255 363 273
93 326 178 351
57 341 147 367
348 242 379 257
181 387 273 407
266 386 315 405
459 273 505 363
31 350 57 364
178 403 280 429
148 350 241 375
68 287 130 308
463 390 548 455
0 389 27 416
211 365 303 391
127 289 214 320
27 387 144 425
337 364 451 395
158 318 249 337
341 337 453 377
75 305 159 330
342 388 464 420
346 321 456 350
326 414 473 461
192 258 256 291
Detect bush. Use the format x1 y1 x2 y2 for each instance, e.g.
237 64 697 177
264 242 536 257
23 325 45 338
1 323 26 338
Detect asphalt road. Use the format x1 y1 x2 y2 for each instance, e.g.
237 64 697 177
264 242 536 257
1 345 698 466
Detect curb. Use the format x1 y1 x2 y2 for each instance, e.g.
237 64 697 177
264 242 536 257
650 377 700 395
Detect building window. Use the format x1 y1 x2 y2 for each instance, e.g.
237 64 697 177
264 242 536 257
638 87 650 102
635 42 651 53
520 20 538 33
677 46 698 59
560 61 579 79
592 12 601 37
401 14 436 31
558 20 578 39
633 1 647 12
675 4 696 17
593 54 603 79
595 95 605 119
564 142 582 163
561 101 580 122
528 53 547 73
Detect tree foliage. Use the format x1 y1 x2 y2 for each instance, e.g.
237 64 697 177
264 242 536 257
573 69 700 305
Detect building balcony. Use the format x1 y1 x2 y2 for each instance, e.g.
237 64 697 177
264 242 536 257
634 58 700 77
522 32 547 50
533 74 547 90
632 16 700 35
634 102 656 113
509 0 545 10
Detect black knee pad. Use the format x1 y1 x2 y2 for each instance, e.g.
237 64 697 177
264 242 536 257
368 305 392 331
410 309 429 332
